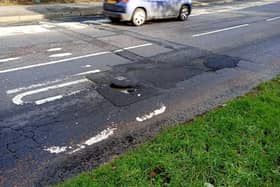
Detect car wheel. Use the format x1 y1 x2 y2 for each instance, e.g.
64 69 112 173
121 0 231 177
109 17 120 23
132 8 146 26
178 5 189 21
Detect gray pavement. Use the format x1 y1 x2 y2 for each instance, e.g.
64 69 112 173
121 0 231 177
0 0 280 186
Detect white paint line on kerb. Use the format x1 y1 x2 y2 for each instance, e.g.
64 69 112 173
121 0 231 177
0 43 152 74
12 79 89 105
192 24 249 37
0 57 20 63
44 127 116 154
47 48 62 52
136 105 166 122
266 16 280 22
49 53 72 58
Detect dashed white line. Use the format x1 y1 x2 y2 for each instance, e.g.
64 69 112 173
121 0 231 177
0 57 20 63
47 48 62 52
123 43 153 50
136 105 167 122
266 16 280 22
49 53 72 58
192 24 249 37
12 78 89 105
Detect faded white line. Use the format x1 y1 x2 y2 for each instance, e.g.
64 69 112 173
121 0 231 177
266 16 280 22
47 48 62 52
49 53 72 58
0 25 50 37
34 90 82 105
6 70 101 95
123 43 153 50
35 95 63 105
0 57 20 63
0 51 109 74
0 43 152 74
44 146 68 154
136 105 167 122
44 127 116 154
12 79 89 105
192 24 249 37
74 69 101 76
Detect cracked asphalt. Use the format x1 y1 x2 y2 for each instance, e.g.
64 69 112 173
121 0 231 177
0 0 280 186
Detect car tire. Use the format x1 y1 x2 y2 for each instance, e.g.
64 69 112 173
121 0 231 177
132 8 146 26
109 17 120 23
178 5 189 21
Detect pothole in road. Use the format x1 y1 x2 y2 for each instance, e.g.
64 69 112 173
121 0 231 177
203 55 239 71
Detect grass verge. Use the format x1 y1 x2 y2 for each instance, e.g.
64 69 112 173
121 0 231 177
57 76 280 186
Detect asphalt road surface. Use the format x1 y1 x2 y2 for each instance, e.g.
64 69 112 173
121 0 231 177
0 0 280 186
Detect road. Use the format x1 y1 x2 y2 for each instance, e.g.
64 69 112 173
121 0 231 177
0 0 279 186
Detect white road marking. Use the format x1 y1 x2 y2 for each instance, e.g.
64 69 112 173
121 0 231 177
0 51 109 74
0 57 20 63
12 79 89 105
114 49 124 53
34 90 82 105
123 43 153 50
136 105 167 122
74 69 101 76
6 70 101 95
44 146 68 154
266 16 280 22
192 24 249 37
49 53 72 58
82 64 92 68
35 95 63 105
0 25 50 37
69 127 116 154
0 43 152 74
44 127 116 154
47 48 62 52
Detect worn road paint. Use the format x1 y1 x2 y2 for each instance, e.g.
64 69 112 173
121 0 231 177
123 43 153 50
49 53 72 58
192 24 249 37
0 43 152 74
82 64 92 68
34 90 82 105
69 127 117 154
47 48 62 52
12 79 89 105
0 57 20 63
44 146 68 154
266 16 280 22
136 105 167 122
0 25 50 37
74 69 101 76
43 128 116 154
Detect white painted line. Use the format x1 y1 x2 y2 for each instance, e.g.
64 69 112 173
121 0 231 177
69 127 116 154
44 127 117 154
0 43 152 74
123 43 153 50
0 51 110 74
35 95 63 105
49 53 72 58
0 57 20 63
6 78 67 95
114 49 124 53
12 78 89 105
136 105 166 122
266 16 280 22
74 69 101 76
44 146 68 154
47 48 62 52
192 24 249 37
34 90 82 105
0 25 50 37
82 64 92 68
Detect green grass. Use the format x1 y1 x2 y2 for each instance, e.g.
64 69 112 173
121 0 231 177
57 76 280 187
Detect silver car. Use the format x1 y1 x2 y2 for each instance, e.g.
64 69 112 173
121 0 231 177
103 0 192 26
